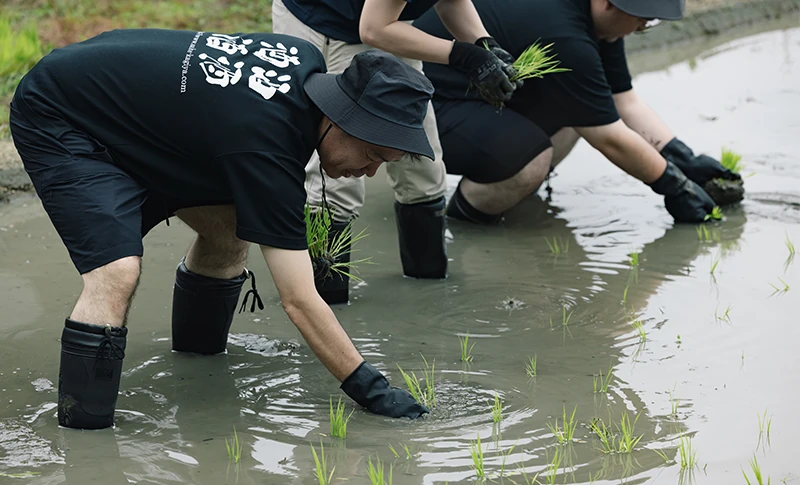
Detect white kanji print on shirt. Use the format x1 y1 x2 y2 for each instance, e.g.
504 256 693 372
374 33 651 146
252 42 300 69
205 34 254 56
248 66 292 100
198 53 244 87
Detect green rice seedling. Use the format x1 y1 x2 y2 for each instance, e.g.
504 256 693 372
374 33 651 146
696 225 712 242
459 332 475 363
704 206 723 222
616 412 643 453
669 387 680 419
469 434 486 480
329 396 353 439
677 435 697 470
710 253 721 275
546 404 578 444
311 441 335 485
498 443 517 479
541 445 564 485
757 410 773 450
590 418 615 454
396 354 436 408
509 42 571 82
388 443 399 458
367 456 393 485
630 318 646 342
525 354 537 378
769 278 790 295
491 393 503 423
593 364 614 394
676 334 682 346
742 454 770 485
622 284 629 304
562 306 574 327
544 236 569 255
720 147 744 174
305 205 372 281
714 304 733 323
653 448 671 463
628 251 639 267
786 233 796 257
225 427 243 463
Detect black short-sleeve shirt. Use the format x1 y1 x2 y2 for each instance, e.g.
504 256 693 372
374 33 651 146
17 29 326 250
414 0 633 136
283 0 438 44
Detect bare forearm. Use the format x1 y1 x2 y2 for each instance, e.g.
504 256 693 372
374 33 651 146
613 90 674 151
436 0 490 44
360 21 454 64
577 122 666 183
284 296 364 381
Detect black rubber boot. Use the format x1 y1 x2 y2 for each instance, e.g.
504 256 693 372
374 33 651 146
171 261 248 355
315 221 351 305
394 196 448 279
58 318 127 429
445 182 503 224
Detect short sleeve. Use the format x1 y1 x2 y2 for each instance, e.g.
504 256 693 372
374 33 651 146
510 38 620 131
216 151 308 250
599 39 633 94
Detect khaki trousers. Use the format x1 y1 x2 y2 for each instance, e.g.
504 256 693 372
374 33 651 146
272 0 447 222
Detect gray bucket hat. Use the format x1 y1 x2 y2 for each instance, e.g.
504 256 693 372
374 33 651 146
609 0 685 20
304 50 435 161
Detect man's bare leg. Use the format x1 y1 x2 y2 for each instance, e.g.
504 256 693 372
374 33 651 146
171 205 252 355
70 256 142 327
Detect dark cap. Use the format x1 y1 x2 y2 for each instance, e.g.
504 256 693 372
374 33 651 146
304 50 435 161
609 0 685 20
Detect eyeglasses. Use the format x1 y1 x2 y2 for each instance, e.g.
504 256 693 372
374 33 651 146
635 18 661 34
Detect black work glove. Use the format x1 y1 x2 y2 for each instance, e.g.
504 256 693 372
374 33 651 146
660 137 744 206
649 161 717 223
476 37 523 90
340 361 429 419
449 39 516 106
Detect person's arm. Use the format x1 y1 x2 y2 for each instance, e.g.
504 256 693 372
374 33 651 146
613 89 674 152
260 245 429 418
360 0 487 64
575 120 666 183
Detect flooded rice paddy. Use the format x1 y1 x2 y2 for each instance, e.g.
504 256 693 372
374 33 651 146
1 20 800 485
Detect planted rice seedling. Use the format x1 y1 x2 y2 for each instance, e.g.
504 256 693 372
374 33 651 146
459 332 475 363
397 354 436 409
542 445 564 485
225 427 243 463
525 354 538 378
311 441 335 485
593 364 614 394
616 412 643 453
714 304 733 323
544 236 569 255
367 456 393 485
705 206 724 222
757 410 773 450
546 404 578 444
669 388 680 419
710 254 721 275
329 396 353 439
677 435 698 470
786 233 796 257
769 278 790 295
720 147 745 174
589 413 642 454
469 434 486 480
630 318 646 342
628 251 639 267
653 448 671 463
561 306 574 327
491 393 503 423
743 454 770 485
498 443 517 479
305 205 372 282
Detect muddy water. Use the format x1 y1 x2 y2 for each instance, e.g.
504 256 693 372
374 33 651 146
2 22 800 485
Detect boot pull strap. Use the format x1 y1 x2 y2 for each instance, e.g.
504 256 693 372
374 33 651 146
239 268 265 313
95 325 126 363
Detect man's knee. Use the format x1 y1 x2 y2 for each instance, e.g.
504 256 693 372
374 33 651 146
82 256 141 296
551 128 581 166
505 146 555 194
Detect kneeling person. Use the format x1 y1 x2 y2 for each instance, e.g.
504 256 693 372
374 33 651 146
415 0 743 224
10 29 432 429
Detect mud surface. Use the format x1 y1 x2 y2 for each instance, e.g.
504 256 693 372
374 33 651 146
1 21 799 485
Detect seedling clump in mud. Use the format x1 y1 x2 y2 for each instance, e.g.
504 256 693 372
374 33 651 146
704 147 745 205
305 205 370 282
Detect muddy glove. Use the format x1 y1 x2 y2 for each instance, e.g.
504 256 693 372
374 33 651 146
476 37 523 90
660 137 744 205
449 40 516 106
649 161 717 223
341 361 429 419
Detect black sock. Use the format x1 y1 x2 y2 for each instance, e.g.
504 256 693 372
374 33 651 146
446 183 503 224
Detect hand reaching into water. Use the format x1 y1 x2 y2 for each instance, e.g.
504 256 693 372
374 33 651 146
340 361 429 419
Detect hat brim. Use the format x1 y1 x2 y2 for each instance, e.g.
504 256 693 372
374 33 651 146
304 73 435 161
612 0 684 20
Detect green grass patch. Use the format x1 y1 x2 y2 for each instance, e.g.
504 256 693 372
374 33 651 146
396 354 435 409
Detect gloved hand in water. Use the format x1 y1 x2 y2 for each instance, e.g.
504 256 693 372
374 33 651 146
648 161 717 223
340 361 429 419
449 38 517 106
660 137 744 205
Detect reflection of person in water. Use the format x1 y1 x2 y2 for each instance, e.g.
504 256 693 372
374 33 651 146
414 0 745 226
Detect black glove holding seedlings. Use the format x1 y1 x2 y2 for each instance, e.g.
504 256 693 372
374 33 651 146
476 37 523 90
660 137 744 206
649 161 717 223
341 361 429 419
449 38 517 106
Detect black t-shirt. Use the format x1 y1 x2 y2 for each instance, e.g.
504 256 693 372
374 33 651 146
414 0 633 136
18 28 326 250
283 0 438 44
